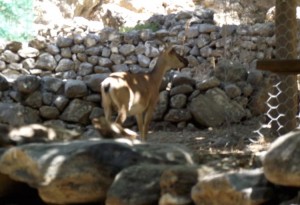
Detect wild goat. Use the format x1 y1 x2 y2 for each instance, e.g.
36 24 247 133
100 46 188 140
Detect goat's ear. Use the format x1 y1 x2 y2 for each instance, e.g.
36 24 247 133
165 44 175 54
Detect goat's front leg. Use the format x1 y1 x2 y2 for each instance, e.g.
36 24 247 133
135 113 144 141
142 105 156 141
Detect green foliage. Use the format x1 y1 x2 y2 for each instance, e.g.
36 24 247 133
120 22 160 33
0 0 34 41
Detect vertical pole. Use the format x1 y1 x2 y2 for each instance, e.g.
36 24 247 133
270 0 298 136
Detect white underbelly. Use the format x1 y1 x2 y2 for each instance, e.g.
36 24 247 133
128 104 145 116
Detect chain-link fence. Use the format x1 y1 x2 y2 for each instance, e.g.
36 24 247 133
258 0 299 138
211 0 299 140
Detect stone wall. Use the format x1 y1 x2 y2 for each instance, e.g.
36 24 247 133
0 8 276 134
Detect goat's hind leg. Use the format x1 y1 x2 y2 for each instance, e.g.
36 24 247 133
102 94 113 123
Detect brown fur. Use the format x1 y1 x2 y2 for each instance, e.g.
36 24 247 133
100 46 188 140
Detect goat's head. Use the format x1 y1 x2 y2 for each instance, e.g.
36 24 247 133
161 46 188 71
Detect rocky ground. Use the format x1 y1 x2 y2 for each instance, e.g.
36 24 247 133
148 117 269 171
0 118 271 205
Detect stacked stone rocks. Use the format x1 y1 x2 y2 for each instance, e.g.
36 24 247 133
0 8 274 132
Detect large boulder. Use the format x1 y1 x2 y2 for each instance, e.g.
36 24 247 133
188 88 247 127
263 130 300 187
106 164 166 205
0 139 196 204
192 169 273 205
60 99 94 125
0 103 41 126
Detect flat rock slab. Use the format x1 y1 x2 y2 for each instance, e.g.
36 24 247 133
0 139 196 204
263 129 300 187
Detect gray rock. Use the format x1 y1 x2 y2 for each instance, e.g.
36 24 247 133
5 41 22 52
17 47 39 58
83 73 109 92
214 59 247 82
42 92 54 105
124 55 138 64
0 103 41 126
84 33 99 47
22 58 36 70
101 47 111 57
85 93 101 104
7 62 22 71
55 58 75 72
145 46 159 58
196 76 220 91
137 54 151 68
39 106 60 119
160 165 216 205
190 45 200 56
60 99 94 124
199 24 218 33
78 62 93 76
171 73 196 87
249 23 274 37
263 130 300 187
119 44 136 56
15 75 40 94
170 94 187 109
24 90 43 109
123 31 140 45
29 38 47 50
140 29 155 41
164 109 192 123
77 53 87 62
224 84 242 98
192 169 273 205
188 88 246 127
107 165 166 205
56 36 74 48
71 44 86 53
0 140 195 204
99 57 113 67
112 64 129 72
247 70 263 86
73 33 84 44
94 66 111 73
196 34 211 48
170 84 194 96
36 53 57 71
110 53 125 65
64 79 88 98
41 76 63 93
2 50 20 63
176 11 193 19
46 44 60 55
0 60 5 71
62 70 77 79
186 26 200 38
54 95 69 111
85 46 102 56
61 47 72 58
88 55 99 65
0 75 9 91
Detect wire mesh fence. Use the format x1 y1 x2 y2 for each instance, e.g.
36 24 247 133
211 0 299 139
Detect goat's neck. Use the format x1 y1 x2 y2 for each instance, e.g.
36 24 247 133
148 57 170 90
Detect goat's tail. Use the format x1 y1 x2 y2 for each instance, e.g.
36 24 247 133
101 81 111 93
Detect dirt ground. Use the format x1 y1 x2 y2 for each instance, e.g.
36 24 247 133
147 117 271 171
